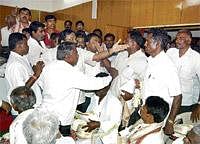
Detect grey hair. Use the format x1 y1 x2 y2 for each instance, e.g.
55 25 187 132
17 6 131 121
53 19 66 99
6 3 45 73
57 41 76 60
23 109 60 144
148 28 168 50
10 86 36 112
193 124 200 136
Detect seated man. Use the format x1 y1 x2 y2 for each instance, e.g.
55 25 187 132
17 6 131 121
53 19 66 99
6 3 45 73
173 124 200 144
9 86 36 144
121 96 169 144
76 72 122 144
23 109 75 144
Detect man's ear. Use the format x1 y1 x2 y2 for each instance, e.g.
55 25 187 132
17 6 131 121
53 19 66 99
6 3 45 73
186 37 192 45
156 41 161 49
146 113 154 123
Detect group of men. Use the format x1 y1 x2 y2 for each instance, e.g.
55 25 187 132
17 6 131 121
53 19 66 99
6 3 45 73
0 7 200 144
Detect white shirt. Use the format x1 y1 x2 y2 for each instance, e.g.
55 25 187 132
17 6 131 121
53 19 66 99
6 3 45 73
110 50 148 97
27 37 47 66
9 109 34 144
38 60 112 125
167 48 200 106
41 46 58 64
0 26 11 46
127 122 164 144
139 131 164 144
143 51 182 107
5 52 42 114
82 91 122 144
56 136 75 144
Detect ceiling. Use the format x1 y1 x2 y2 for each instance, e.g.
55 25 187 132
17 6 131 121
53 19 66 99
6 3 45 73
0 0 92 12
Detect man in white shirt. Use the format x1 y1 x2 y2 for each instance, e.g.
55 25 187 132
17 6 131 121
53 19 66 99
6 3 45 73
105 30 147 129
5 33 44 115
9 86 36 144
143 28 182 135
126 96 169 144
167 29 200 123
23 109 75 144
109 30 147 98
37 42 112 136
14 7 31 33
27 21 46 66
104 33 117 62
77 72 122 144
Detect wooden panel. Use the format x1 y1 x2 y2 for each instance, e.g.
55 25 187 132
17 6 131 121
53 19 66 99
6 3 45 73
110 0 131 27
105 25 128 43
0 5 14 27
181 5 200 23
153 0 181 25
130 0 154 27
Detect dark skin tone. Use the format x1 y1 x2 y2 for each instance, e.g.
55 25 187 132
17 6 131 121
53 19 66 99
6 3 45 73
82 86 110 132
183 129 200 144
13 38 44 88
145 33 182 135
176 31 200 122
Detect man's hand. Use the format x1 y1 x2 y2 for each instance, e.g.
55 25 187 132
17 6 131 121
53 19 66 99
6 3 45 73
164 120 174 135
110 39 128 54
82 120 100 132
190 104 200 122
121 90 133 101
1 101 12 114
32 61 44 77
135 79 140 89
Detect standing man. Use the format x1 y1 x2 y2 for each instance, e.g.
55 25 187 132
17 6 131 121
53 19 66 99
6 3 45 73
27 21 46 66
38 42 112 136
64 20 73 30
44 15 59 48
167 29 200 122
144 28 182 135
5 33 43 115
104 33 116 62
14 7 31 33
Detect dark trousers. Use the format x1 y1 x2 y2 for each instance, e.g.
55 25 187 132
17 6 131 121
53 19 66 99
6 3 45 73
59 125 71 136
76 97 91 113
118 107 141 131
178 104 197 114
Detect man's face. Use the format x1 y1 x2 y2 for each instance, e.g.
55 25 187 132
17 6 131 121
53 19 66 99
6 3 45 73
19 10 30 23
140 105 154 124
19 38 29 55
144 33 158 56
127 37 138 54
69 48 79 66
87 36 100 53
32 27 45 41
64 33 76 43
76 23 84 31
76 37 85 49
105 36 114 49
183 130 200 144
46 19 56 29
65 22 72 30
176 32 191 50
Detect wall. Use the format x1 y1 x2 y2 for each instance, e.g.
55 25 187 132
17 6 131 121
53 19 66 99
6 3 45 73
54 0 200 40
1 0 200 40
